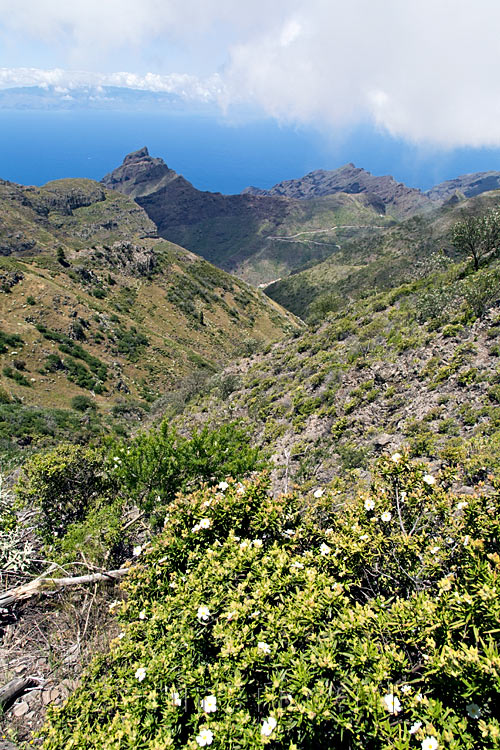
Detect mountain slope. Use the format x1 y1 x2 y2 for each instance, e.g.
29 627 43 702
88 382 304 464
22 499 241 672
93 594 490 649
173 249 500 495
101 149 395 284
243 162 436 218
265 189 500 319
0 176 300 460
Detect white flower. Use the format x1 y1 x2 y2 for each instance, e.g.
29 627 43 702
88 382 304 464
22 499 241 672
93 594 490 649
391 453 402 463
359 534 370 541
383 693 402 714
291 561 304 570
196 728 214 747
197 605 211 621
135 667 147 682
261 716 277 737
250 610 261 618
457 501 468 511
138 609 146 620
203 499 212 507
380 511 392 522
236 484 245 494
283 529 295 537
253 539 263 547
132 545 142 556
401 684 412 694
421 737 438 750
239 540 251 550
226 610 236 621
170 691 182 706
466 702 481 719
314 488 325 498
463 535 470 547
108 599 121 612
409 721 422 734
364 498 375 511
201 695 217 713
192 523 201 533
117 631 125 639
400 491 407 500
415 692 424 703
423 474 436 486
218 481 229 491
258 641 271 654
320 542 331 556
430 546 440 555
199 518 211 529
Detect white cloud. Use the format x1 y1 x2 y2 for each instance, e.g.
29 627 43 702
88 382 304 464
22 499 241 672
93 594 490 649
0 67 223 102
2 0 500 146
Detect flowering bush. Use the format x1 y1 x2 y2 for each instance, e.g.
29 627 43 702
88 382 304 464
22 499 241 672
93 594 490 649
41 458 500 749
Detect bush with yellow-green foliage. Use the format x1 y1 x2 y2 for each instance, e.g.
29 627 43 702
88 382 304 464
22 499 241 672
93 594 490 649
41 456 500 750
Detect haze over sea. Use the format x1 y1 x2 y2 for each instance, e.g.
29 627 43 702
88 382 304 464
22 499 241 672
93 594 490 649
3 109 500 195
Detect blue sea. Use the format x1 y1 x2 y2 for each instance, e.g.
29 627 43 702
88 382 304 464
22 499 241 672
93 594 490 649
1 109 500 193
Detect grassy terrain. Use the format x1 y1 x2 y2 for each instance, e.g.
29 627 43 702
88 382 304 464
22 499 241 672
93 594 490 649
171 250 500 498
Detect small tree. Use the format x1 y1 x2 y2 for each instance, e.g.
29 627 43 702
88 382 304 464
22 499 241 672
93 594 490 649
451 208 500 271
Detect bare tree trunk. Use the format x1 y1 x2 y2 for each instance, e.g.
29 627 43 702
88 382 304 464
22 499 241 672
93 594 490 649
0 568 129 609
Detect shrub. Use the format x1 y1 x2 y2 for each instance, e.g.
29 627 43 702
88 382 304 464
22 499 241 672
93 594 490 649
40 459 500 749
15 444 109 541
107 421 266 518
2 365 30 386
71 395 97 412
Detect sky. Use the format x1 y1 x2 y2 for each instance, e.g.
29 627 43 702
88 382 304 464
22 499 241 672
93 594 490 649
2 0 500 189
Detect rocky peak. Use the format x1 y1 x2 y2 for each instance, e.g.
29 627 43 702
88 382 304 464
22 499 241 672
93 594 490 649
101 147 185 200
426 171 500 202
123 146 150 164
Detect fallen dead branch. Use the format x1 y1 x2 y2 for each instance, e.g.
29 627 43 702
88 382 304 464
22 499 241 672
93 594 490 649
0 568 129 609
0 677 37 710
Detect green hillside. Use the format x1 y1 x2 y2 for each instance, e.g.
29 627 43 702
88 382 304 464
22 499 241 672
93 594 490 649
161 191 394 286
102 149 396 285
266 190 500 321
0 178 300 465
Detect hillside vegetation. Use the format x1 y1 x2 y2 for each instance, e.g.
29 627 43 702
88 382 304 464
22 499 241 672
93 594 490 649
266 189 500 321
2 169 500 750
0 177 299 466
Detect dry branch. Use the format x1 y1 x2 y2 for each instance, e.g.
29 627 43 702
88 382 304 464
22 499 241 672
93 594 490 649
0 568 129 608
0 677 36 710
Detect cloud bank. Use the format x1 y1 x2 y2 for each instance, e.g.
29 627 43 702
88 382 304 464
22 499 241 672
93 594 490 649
1 0 500 147
0 68 223 102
